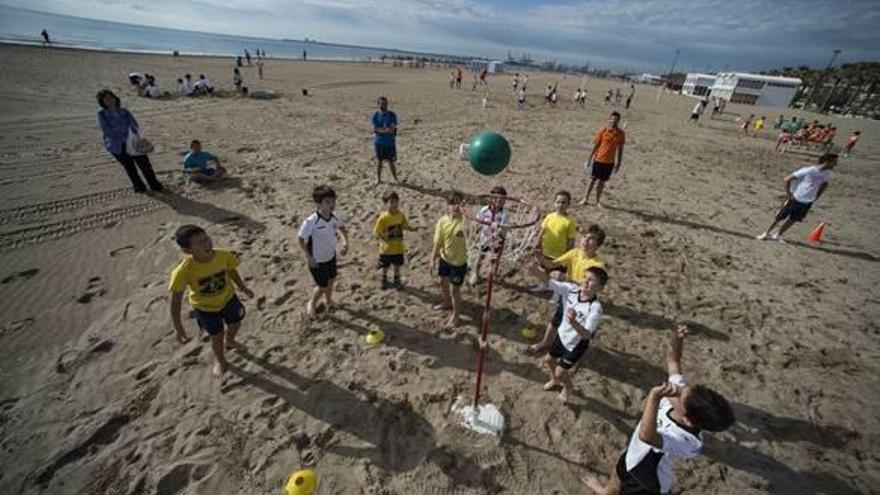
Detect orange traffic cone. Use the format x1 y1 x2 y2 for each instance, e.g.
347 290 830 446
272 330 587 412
806 222 826 243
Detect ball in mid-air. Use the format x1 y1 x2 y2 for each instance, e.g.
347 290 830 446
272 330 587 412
468 132 511 176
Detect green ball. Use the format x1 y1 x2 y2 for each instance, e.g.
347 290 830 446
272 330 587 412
468 132 511 176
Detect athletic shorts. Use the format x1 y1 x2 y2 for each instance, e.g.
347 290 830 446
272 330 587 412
592 161 614 182
775 199 813 222
690 112 700 121
377 254 405 268
548 333 590 369
438 258 467 286
193 295 246 336
375 142 397 162
616 453 662 495
309 257 337 288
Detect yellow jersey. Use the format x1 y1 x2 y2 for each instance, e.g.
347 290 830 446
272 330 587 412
169 249 240 312
540 212 577 259
373 210 410 255
554 249 604 283
433 214 468 266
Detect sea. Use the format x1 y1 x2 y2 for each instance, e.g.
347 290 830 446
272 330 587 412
0 5 462 62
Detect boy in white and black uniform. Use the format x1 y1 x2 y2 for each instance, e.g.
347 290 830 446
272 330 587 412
297 185 349 319
469 186 508 285
543 265 607 405
582 325 735 495
756 152 836 242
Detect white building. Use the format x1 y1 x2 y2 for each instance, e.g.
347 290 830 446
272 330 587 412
683 73 716 97
710 72 802 107
469 59 505 74
633 73 664 85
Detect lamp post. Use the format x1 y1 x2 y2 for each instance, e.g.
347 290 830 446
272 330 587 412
803 49 841 110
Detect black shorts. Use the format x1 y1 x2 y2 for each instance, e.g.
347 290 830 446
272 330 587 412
438 258 467 286
616 453 661 495
592 161 614 182
548 333 590 369
775 199 813 222
375 142 397 162
690 112 700 121
377 253 405 268
193 295 246 336
309 257 337 288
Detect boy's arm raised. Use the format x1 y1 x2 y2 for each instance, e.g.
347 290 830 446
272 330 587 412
667 324 688 376
638 383 680 448
169 291 190 344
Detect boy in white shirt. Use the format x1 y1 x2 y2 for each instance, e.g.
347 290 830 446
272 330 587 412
756 152 837 242
582 325 735 495
297 185 350 318
543 266 607 405
469 186 507 286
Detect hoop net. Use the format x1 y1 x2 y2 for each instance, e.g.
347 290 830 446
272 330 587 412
462 194 542 277
455 194 541 431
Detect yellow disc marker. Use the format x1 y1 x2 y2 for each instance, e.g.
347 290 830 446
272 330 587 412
520 327 537 341
285 469 317 495
366 325 385 345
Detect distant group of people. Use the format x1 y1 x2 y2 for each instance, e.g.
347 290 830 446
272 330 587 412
128 72 163 99
176 73 215 96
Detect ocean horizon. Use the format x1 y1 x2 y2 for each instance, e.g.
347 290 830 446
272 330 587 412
0 5 472 62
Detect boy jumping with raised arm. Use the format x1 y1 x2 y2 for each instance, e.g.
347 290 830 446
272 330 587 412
169 225 255 376
582 324 735 495
756 152 836 243
298 185 350 319
543 266 607 405
431 190 468 328
373 190 413 289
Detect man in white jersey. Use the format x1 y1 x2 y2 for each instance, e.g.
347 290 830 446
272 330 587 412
583 325 735 495
757 152 837 242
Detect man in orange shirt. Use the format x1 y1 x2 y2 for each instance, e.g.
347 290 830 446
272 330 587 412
580 111 626 207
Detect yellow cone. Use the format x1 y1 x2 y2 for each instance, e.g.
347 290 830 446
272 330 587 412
366 327 385 345
520 327 537 340
285 469 317 495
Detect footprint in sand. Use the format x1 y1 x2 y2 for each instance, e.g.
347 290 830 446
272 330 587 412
1 268 39 284
109 245 135 257
76 276 106 304
156 462 215 495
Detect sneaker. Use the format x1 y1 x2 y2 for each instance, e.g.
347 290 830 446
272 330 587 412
392 278 403 290
771 234 786 244
756 233 769 241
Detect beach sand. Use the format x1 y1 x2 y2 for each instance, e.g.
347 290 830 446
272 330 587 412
0 43 878 494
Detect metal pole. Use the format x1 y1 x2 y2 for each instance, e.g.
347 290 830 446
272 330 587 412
803 49 840 109
667 48 681 79
472 218 506 409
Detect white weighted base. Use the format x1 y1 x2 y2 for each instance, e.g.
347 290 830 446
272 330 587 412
454 403 505 436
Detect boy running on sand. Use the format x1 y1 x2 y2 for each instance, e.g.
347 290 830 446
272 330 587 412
531 190 577 293
842 130 861 157
543 266 607 405
756 153 836 243
298 185 350 318
532 225 606 352
581 111 626 207
169 225 255 376
373 96 399 184
373 190 413 289
582 325 735 495
431 191 468 328
740 114 754 135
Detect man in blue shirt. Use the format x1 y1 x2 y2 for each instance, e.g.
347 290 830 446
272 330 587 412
183 139 227 182
372 96 399 184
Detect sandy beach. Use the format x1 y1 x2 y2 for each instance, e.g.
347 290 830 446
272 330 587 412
0 43 878 494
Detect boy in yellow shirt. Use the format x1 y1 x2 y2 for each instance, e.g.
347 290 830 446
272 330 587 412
531 224 606 352
431 190 468 328
169 225 255 376
531 190 577 292
373 190 412 289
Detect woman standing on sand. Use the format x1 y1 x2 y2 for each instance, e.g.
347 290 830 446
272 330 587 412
96 89 164 193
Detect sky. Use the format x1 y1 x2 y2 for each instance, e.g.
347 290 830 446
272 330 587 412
3 0 879 73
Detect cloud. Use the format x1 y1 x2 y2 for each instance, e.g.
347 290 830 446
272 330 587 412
3 0 878 71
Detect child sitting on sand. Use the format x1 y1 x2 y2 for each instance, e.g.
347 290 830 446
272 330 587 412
183 139 227 182
582 324 735 495
531 225 606 352
373 190 413 289
543 265 607 405
431 190 468 328
470 186 507 286
531 190 577 293
298 185 350 319
169 225 255 376
775 128 791 153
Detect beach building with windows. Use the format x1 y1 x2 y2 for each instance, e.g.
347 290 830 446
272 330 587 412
709 72 802 107
682 73 716 97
